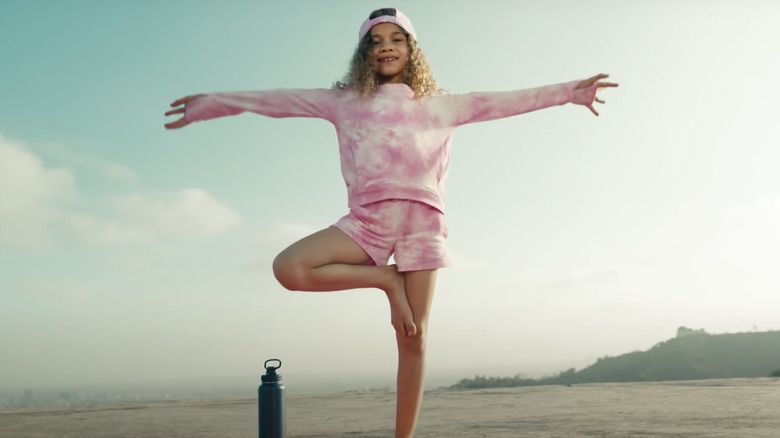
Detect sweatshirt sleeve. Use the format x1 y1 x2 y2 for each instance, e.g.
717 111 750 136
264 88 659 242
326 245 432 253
184 88 339 124
439 80 598 127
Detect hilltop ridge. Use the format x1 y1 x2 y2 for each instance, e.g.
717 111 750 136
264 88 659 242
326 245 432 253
451 327 780 389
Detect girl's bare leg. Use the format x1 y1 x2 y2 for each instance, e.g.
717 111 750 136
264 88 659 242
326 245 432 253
394 269 437 438
272 226 416 336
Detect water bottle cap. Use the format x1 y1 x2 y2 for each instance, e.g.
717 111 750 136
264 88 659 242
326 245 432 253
262 358 282 382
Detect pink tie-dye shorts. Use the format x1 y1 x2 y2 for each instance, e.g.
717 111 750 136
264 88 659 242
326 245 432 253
333 199 452 272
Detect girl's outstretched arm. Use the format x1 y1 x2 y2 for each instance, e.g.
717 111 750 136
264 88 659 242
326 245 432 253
163 89 338 130
440 73 618 127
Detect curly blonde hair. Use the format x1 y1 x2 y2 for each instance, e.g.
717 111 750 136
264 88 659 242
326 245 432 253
334 31 440 99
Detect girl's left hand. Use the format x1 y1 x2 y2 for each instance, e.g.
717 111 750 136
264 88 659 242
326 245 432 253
577 73 619 116
164 94 205 129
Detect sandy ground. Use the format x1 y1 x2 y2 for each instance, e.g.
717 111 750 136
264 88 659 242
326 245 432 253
2 378 778 438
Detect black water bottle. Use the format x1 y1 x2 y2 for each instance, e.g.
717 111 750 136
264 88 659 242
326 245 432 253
259 358 285 438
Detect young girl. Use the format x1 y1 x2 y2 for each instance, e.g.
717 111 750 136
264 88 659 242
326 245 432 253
165 7 617 438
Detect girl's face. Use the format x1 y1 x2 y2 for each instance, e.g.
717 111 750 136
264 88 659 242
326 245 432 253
368 23 409 84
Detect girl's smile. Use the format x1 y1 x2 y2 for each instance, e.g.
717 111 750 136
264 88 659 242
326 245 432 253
369 22 409 84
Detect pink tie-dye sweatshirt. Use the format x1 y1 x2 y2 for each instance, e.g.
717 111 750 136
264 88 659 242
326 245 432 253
185 81 597 212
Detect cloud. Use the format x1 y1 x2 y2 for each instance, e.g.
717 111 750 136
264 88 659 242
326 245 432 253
69 189 242 245
28 140 138 181
0 134 241 248
0 135 76 247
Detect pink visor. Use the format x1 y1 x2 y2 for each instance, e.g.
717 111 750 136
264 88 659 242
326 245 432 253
358 8 417 41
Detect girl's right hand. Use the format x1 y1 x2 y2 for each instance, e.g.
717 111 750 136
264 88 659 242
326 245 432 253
575 74 618 116
164 94 205 129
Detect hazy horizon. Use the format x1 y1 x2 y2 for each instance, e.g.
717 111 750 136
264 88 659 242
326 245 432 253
2 1 779 391
4 326 776 393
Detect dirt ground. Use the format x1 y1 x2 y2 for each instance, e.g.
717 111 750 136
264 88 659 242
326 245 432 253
2 378 778 437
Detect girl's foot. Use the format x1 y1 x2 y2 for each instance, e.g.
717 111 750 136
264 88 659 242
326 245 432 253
383 265 416 337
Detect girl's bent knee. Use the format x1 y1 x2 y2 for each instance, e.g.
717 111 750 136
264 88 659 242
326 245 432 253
272 254 305 291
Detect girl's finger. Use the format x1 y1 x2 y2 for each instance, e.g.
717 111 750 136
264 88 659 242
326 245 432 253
170 95 193 107
597 82 619 88
585 73 608 86
164 117 189 130
165 107 185 116
170 94 205 107
588 104 599 116
595 97 605 104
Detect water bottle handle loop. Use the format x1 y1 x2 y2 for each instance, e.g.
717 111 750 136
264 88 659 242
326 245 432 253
264 358 282 372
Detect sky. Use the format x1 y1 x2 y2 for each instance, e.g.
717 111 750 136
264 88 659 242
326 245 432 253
1 0 779 390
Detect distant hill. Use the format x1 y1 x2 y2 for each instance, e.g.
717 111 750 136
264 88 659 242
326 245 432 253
450 327 780 389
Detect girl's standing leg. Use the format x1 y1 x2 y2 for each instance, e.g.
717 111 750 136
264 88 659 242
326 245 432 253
394 269 437 438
